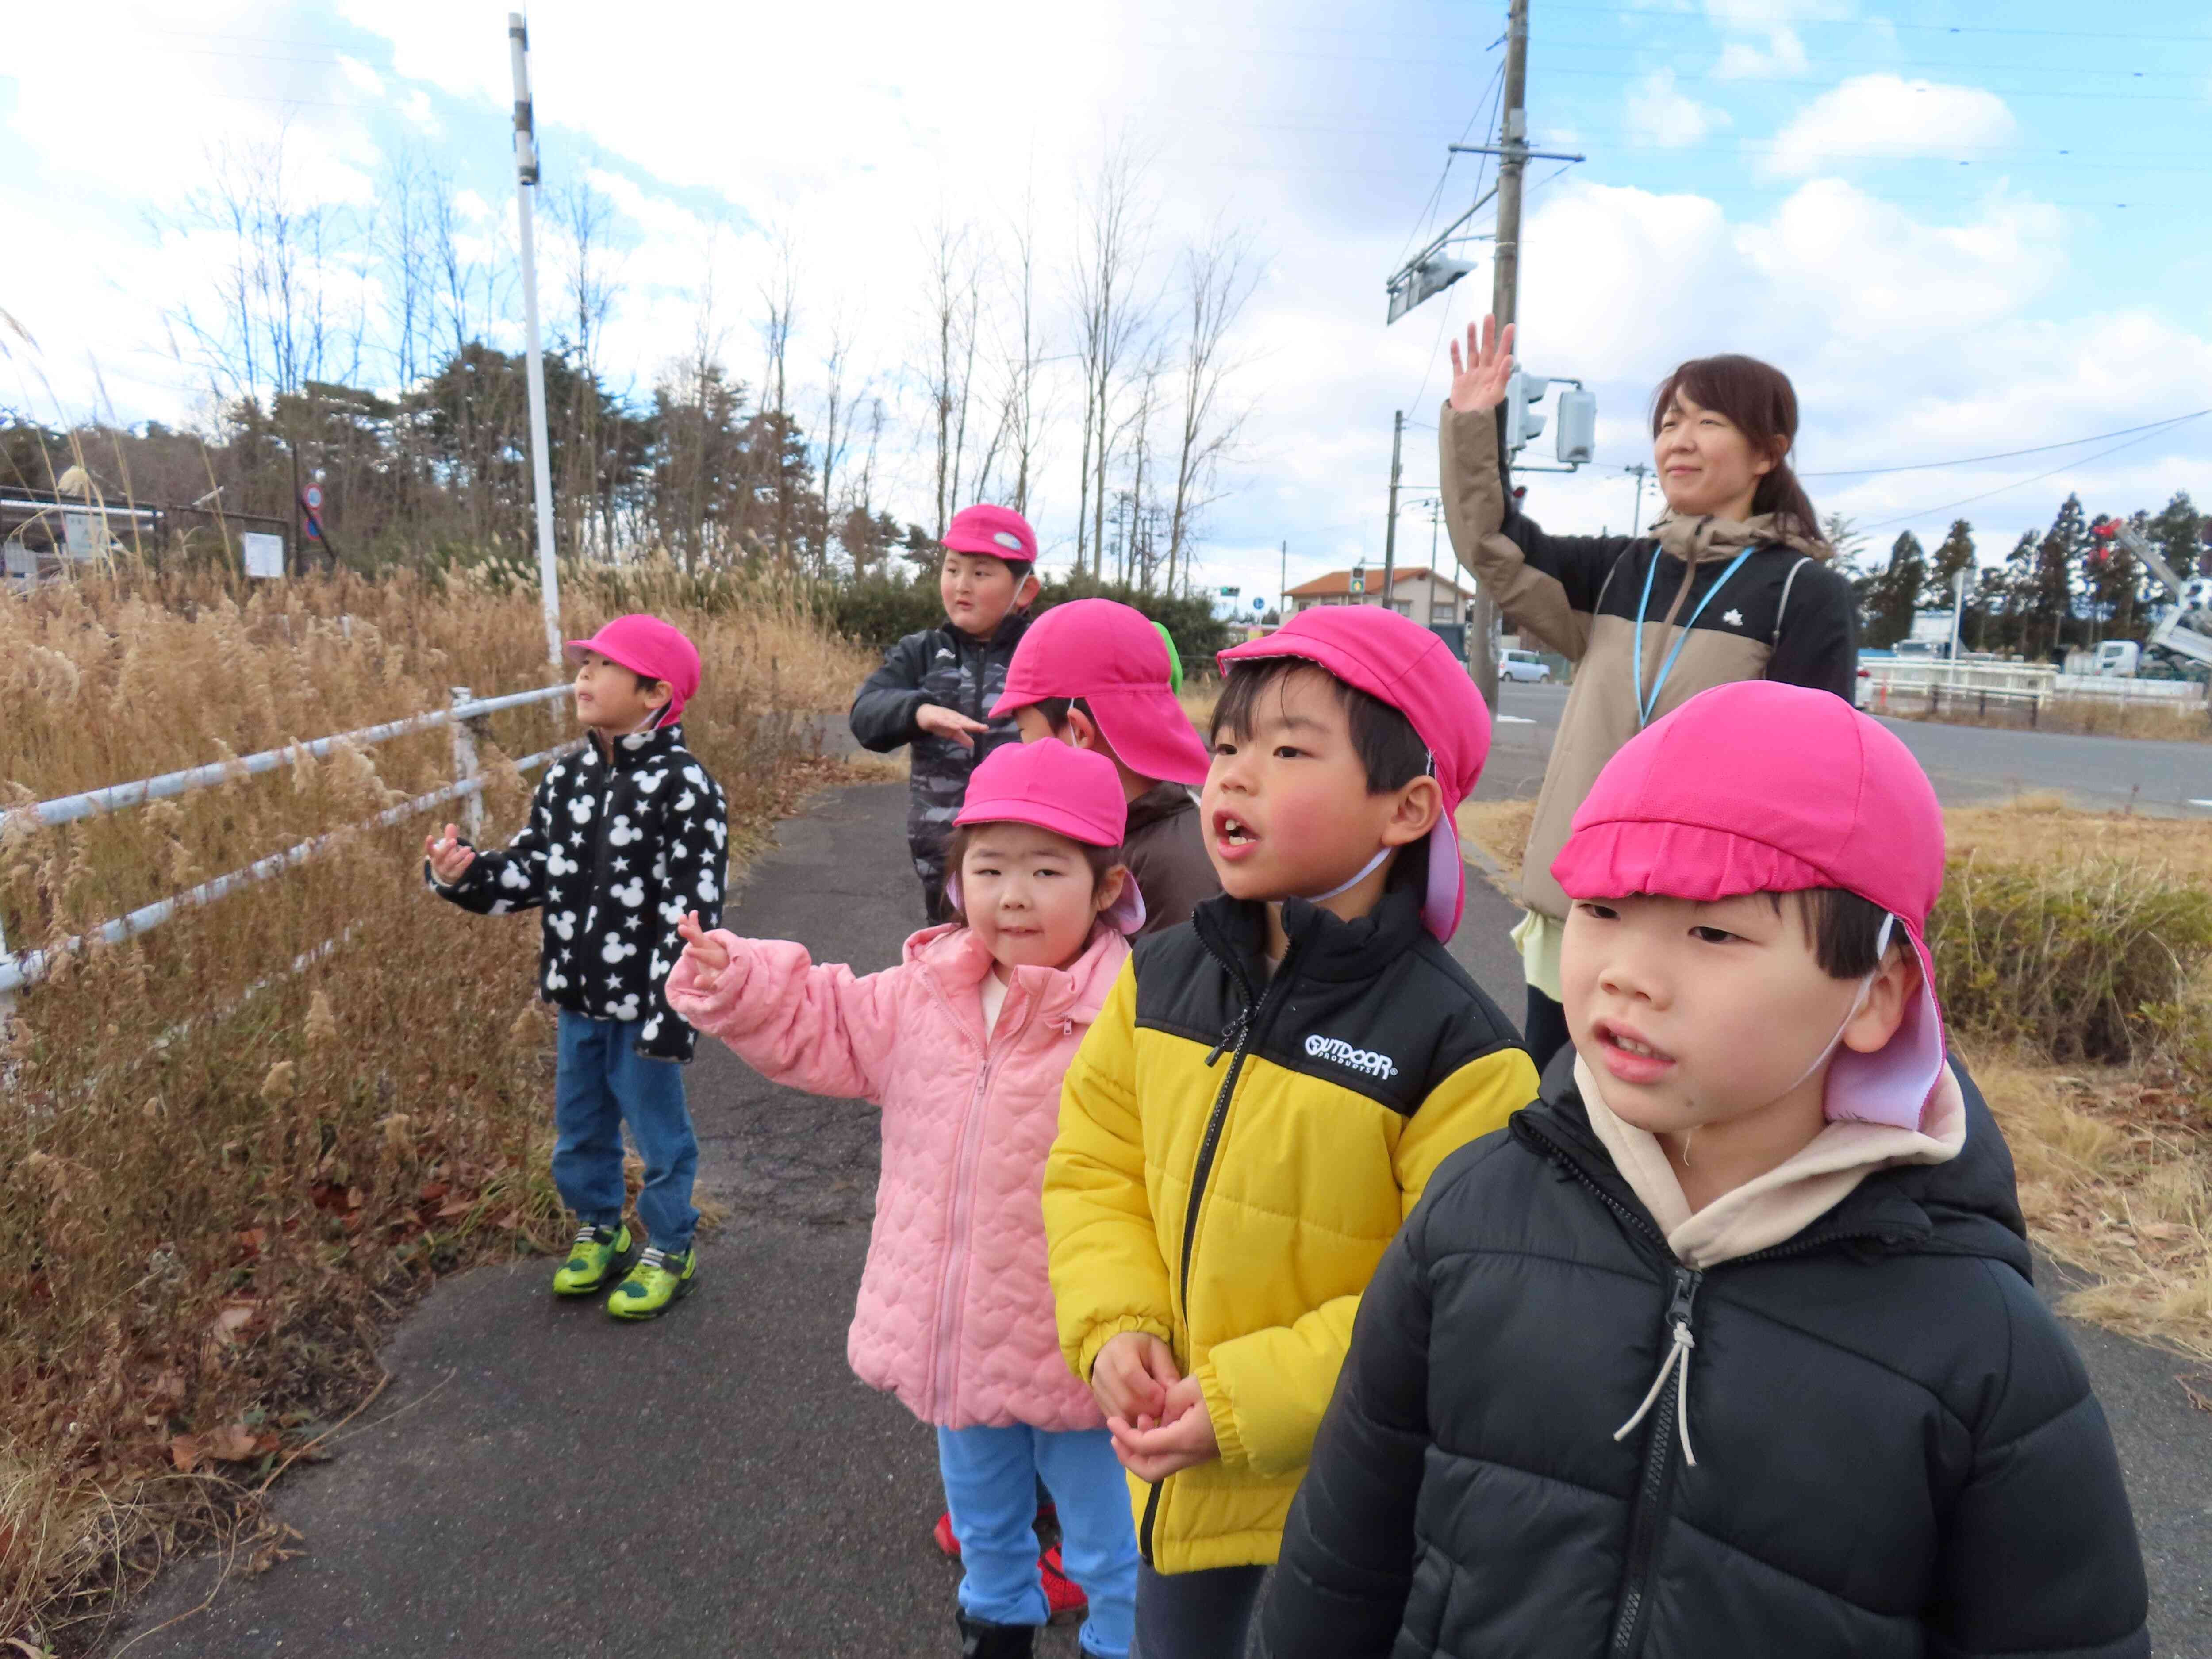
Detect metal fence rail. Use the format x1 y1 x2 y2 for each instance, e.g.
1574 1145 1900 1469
0 684 577 1003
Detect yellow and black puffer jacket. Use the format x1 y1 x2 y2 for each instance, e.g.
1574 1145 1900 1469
1045 877 1536 1573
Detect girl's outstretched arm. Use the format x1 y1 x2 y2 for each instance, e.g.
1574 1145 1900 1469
667 914 905 1105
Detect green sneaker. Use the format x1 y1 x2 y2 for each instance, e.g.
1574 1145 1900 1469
607 1245 696 1320
552 1223 636 1297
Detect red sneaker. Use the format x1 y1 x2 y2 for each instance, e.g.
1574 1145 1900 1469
1039 1544 1089 1625
933 1511 960 1558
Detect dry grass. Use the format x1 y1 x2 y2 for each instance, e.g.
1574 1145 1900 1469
0 566 872 1648
1455 793 2212 1359
1178 677 1221 737
1883 691 2212 744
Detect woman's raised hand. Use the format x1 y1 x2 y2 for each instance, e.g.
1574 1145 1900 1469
1447 315 1517 414
676 910 731 991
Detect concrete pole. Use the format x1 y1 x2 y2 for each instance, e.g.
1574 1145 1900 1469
510 14 562 670
1381 410 1404 611
1469 0 1529 708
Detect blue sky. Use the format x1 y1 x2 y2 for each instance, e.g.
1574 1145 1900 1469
4 0 2207 602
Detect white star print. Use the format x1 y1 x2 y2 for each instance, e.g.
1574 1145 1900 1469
1723 609 1744 627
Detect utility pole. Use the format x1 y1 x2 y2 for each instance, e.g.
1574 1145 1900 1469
1380 410 1405 612
1279 538 1287 625
1625 462 1651 534
509 13 562 670
1467 0 1531 706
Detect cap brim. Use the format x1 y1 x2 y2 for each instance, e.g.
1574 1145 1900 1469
1824 928 1947 1132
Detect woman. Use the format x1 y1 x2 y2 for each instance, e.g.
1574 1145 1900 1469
1441 317 1857 1073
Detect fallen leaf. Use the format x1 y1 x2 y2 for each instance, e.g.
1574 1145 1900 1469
150 1369 188 1403
435 1195 474 1220
416 1180 449 1203
169 1434 202 1472
207 1424 260 1462
236 1228 267 1253
214 1302 258 1340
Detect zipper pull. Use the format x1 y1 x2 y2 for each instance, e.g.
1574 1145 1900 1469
1205 1006 1249 1067
1666 1265 1701 1334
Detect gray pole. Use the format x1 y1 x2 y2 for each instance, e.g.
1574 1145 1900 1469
1381 410 1404 611
1468 0 1529 708
1279 538 1287 623
1627 462 1650 534
509 14 562 670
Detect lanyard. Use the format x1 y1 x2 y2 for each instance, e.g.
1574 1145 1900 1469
1634 546 1756 727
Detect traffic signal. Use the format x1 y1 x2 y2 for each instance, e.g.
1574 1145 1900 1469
1503 371 1549 454
1555 387 1597 465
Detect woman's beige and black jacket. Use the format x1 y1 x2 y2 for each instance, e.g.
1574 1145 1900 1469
1440 401 1857 924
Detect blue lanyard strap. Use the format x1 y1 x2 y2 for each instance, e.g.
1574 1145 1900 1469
1634 546 1757 727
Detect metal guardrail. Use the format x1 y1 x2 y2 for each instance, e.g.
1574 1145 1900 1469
0 684 578 1001
1863 660 2205 704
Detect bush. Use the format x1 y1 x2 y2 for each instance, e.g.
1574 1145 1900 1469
1930 853 2212 1065
820 567 1234 675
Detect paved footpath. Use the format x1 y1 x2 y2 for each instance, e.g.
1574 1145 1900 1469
115 780 2208 1657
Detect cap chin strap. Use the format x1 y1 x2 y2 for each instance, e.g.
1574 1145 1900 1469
1779 912 1896 1098
1298 753 1436 909
1301 846 1391 906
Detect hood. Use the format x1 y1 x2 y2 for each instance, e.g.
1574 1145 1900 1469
901 919 1128 1027
1654 511 1830 565
1125 781 1199 836
1516 1048 2030 1280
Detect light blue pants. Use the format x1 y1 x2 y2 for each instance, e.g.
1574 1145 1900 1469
937 1425 1138 1659
552 1010 697 1254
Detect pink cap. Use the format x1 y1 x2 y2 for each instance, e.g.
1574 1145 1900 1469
1217 606 1492 941
563 614 701 726
1551 680 1948 1129
991 599 1211 787
943 503 1038 565
949 742 1145 934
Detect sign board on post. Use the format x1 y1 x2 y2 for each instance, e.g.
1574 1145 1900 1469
241 532 286 580
63 511 100 560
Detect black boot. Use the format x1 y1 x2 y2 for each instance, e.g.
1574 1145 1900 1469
956 1611 1037 1658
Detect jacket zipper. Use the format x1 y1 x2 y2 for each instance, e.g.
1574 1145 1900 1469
1519 1117 1914 1659
923 970 1014 1420
1609 1265 1701 1659
1139 929 1302 1563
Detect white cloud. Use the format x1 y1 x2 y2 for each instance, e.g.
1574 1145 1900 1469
399 89 441 137
1764 75 2018 177
338 55 385 99
1625 70 1730 148
1716 29 1809 78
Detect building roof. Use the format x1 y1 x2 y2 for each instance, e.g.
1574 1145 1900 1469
1284 565 1474 600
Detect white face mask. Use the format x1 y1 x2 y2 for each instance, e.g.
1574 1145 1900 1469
1777 911 1896 1099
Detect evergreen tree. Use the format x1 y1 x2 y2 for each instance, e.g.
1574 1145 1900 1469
2029 494 2087 660
1863 530 1928 648
2148 490 2207 581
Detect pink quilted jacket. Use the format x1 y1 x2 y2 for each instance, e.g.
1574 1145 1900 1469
666 921 1127 1431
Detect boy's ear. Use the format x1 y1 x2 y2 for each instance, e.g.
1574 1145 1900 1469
1378 775 1444 848
1842 939 1919 1055
1014 572 1043 609
643 679 673 712
1064 706 1101 752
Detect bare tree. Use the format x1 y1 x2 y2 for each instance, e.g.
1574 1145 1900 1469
549 170 624 559
917 214 988 540
754 227 800 564
817 312 858 573
1165 224 1262 595
995 192 1053 518
1068 140 1157 578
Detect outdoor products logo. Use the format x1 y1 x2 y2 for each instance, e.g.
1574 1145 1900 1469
1306 1033 1397 1081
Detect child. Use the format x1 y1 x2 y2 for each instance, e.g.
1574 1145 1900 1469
667 741 1145 1659
1261 681 2149 1659
849 503 1042 923
424 615 727 1319
995 597 1220 935
1044 606 1539 1659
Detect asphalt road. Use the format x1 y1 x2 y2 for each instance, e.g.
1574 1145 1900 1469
112 780 2208 1657
1484 681 2212 815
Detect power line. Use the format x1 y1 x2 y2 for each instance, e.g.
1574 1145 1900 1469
1857 418 2208 534
1801 411 2212 478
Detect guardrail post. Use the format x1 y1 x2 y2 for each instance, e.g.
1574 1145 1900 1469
450 687 485 840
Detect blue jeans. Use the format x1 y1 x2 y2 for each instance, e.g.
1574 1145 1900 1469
1132 1562 1266 1659
937 1425 1138 1659
552 1010 698 1254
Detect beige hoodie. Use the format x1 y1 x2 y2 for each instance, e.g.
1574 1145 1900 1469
1575 1055 1967 1270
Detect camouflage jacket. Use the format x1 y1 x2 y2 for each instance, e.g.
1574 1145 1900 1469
848 611 1032 895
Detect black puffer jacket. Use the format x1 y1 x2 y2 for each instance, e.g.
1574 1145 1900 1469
1261 1058 2148 1659
848 611 1030 913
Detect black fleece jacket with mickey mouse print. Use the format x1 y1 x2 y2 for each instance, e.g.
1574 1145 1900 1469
427 722 728 1062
